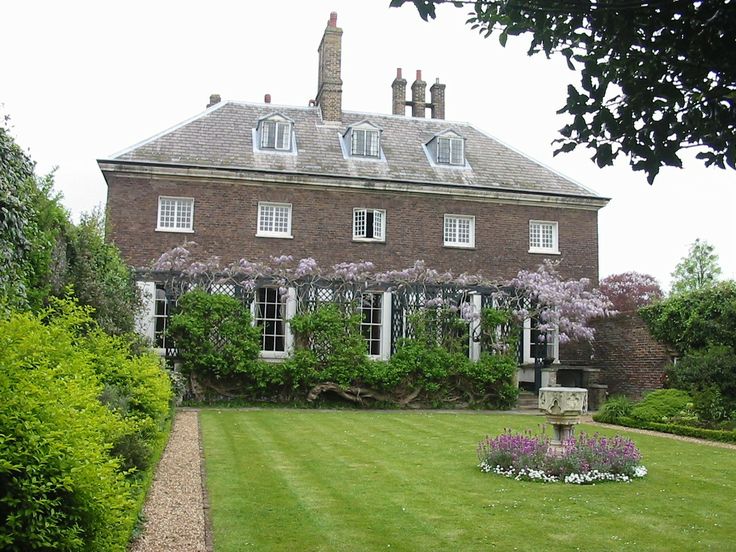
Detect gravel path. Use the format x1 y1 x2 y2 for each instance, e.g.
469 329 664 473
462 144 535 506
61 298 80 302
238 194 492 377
129 410 209 552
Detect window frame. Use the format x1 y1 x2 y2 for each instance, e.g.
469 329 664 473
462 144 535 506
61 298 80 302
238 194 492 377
253 286 289 358
256 202 293 239
437 136 464 166
443 214 475 248
352 208 386 242
156 196 194 233
350 128 381 158
528 220 560 254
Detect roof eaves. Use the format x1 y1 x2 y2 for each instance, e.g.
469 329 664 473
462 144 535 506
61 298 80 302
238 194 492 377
97 158 610 205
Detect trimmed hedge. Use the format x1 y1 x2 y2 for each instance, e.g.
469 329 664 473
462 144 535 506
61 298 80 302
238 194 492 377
602 416 736 444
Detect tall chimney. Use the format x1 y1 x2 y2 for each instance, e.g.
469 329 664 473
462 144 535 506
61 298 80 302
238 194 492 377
315 11 343 121
391 68 407 116
430 78 446 119
410 70 426 118
206 94 221 108
264 94 271 104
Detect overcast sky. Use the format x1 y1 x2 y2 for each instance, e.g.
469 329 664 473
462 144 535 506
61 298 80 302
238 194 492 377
3 0 734 290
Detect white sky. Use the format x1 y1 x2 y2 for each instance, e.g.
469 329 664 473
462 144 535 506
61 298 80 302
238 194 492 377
3 0 734 290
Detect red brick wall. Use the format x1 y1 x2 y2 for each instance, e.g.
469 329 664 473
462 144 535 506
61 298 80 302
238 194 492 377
588 313 674 399
105 174 600 282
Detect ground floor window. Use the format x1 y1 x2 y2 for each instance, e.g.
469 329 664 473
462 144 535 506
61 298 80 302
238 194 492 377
154 284 169 349
361 292 383 357
255 287 286 354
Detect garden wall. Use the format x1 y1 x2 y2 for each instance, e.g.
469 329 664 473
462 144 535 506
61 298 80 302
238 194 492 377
590 312 674 399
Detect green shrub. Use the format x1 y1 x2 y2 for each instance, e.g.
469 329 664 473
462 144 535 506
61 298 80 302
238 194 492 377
630 389 692 423
0 311 134 551
668 345 736 422
287 304 369 389
0 300 173 550
169 289 263 379
593 395 634 423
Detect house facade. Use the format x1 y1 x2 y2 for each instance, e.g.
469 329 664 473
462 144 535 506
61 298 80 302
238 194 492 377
99 13 608 377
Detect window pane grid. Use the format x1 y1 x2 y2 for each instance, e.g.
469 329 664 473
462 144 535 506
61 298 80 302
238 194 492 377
437 137 463 165
260 120 291 150
353 209 366 238
361 292 382 356
530 221 557 251
351 129 380 158
444 215 473 246
258 204 291 236
255 287 285 352
158 198 193 230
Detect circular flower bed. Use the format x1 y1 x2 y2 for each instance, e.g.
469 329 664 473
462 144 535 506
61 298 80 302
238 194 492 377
477 430 647 484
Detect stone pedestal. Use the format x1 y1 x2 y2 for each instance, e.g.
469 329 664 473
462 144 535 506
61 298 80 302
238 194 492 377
538 387 588 456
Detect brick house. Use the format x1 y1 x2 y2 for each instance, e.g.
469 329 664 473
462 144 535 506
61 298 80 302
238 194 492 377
99 13 608 378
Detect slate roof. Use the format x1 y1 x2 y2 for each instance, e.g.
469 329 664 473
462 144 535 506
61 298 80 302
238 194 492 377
109 101 601 199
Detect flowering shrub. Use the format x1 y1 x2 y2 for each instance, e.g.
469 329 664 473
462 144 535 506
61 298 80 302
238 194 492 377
477 429 646 484
599 272 663 312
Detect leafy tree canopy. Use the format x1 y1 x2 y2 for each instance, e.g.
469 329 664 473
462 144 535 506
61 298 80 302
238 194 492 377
670 238 721 295
391 0 736 183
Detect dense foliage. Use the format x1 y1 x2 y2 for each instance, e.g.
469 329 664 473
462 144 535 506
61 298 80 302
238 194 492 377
640 281 736 354
593 394 634 424
393 0 736 183
477 430 646 484
670 239 722 295
168 290 263 379
598 272 663 312
0 300 172 551
0 122 140 332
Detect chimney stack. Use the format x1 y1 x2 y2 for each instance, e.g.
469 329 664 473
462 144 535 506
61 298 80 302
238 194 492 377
430 78 446 120
206 94 221 108
264 93 271 104
410 70 427 118
391 68 407 116
315 11 343 121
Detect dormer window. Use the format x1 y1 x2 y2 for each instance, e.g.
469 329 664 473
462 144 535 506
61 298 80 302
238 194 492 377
426 130 466 167
343 121 382 159
256 113 294 152
352 129 380 157
437 136 464 165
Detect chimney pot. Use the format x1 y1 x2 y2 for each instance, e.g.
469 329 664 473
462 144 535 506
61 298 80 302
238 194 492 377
264 93 271 104
206 94 221 108
410 70 427 118
391 67 407 116
430 78 446 120
316 11 343 121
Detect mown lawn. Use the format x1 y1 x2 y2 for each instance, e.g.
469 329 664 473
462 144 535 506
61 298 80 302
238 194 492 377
200 409 736 552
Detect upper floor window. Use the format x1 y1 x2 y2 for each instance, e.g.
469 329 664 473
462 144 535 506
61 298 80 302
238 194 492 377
444 214 475 248
353 208 385 242
351 129 380 157
257 202 292 238
256 113 294 152
529 220 559 254
425 129 466 167
437 136 464 165
157 196 194 232
343 121 382 159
